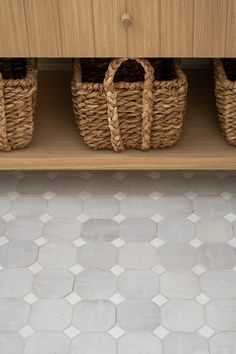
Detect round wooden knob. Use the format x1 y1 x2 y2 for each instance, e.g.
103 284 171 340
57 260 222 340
121 13 132 28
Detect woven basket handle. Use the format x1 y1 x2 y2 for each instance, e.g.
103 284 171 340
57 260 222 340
0 74 10 151
104 58 154 152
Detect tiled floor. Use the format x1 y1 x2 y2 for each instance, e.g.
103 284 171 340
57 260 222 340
0 171 236 354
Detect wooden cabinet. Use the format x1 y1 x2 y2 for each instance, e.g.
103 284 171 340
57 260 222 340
226 0 236 57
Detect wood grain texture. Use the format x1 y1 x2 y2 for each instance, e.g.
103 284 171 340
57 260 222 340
126 0 160 57
0 0 29 57
160 0 194 57
193 0 228 57
59 0 95 57
93 0 127 57
24 0 62 57
1 69 236 170
226 0 236 57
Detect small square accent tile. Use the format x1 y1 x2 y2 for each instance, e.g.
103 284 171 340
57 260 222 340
109 325 125 339
72 238 87 247
24 293 38 305
148 172 161 179
195 293 210 305
149 191 162 200
109 293 125 305
43 191 56 200
110 265 125 276
192 265 207 275
152 264 166 275
224 213 236 222
78 191 91 200
65 292 81 305
185 191 198 200
113 214 126 223
34 237 48 247
114 192 127 200
69 264 84 275
64 326 80 338
47 172 58 179
152 294 168 306
1 213 15 222
0 236 9 246
182 172 194 179
187 213 201 223
151 214 164 223
28 263 44 274
18 325 35 338
189 238 203 248
38 213 53 223
220 192 232 200
76 213 89 223
8 191 20 199
79 172 93 180
153 326 170 339
227 238 236 248
198 325 215 338
113 172 127 180
111 238 126 248
150 238 164 248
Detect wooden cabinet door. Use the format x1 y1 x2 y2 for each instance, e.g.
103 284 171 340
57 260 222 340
0 0 29 57
24 0 62 57
160 0 194 57
226 0 236 57
93 0 127 57
59 0 94 57
194 0 227 57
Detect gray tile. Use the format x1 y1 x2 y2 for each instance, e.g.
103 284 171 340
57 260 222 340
48 196 83 218
189 175 223 195
120 197 157 217
157 243 197 269
156 196 192 217
33 270 74 298
0 196 11 215
43 218 81 242
156 175 189 195
206 300 236 331
5 217 44 241
161 300 204 331
117 299 160 332
201 270 236 299
0 174 17 194
193 196 228 217
199 243 236 269
120 175 156 195
228 197 236 215
85 175 120 195
163 333 209 354
158 217 194 243
119 218 157 242
81 219 118 242
12 196 47 217
75 270 116 300
29 299 72 331
72 333 116 354
161 270 200 299
50 176 85 194
119 243 157 270
0 333 24 354
118 333 162 354
196 218 233 243
0 299 29 331
15 175 51 195
78 243 117 270
24 332 70 354
0 241 38 268
38 242 77 269
223 176 236 194
84 197 119 219
0 218 6 236
210 332 236 354
0 269 33 297
118 270 160 299
73 300 115 332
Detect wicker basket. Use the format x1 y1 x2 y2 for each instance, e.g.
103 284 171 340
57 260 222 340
72 58 188 152
214 58 236 146
0 58 37 152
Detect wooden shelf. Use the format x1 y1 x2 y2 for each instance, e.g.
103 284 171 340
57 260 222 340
0 69 236 170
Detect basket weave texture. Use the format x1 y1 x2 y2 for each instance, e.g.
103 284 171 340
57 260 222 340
214 59 236 146
72 58 188 152
0 58 37 152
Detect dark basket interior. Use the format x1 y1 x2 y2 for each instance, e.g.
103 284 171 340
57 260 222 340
0 58 27 80
222 59 236 82
80 58 177 83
